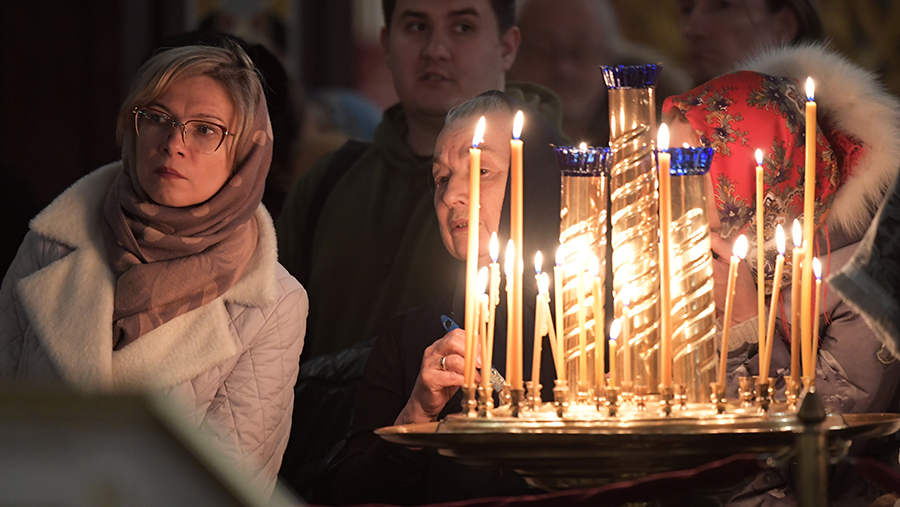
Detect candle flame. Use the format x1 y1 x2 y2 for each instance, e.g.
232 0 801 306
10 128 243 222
539 272 550 294
472 116 486 148
776 223 786 255
806 77 815 102
477 266 488 295
622 283 631 308
792 218 803 248
755 149 763 166
733 234 748 260
683 142 691 148
555 244 565 266
588 255 600 277
512 110 523 140
490 232 499 263
579 142 587 152
534 250 543 275
609 318 621 341
658 123 669 151
813 257 821 279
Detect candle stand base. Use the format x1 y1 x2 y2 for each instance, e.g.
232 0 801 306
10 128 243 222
499 383 511 407
660 385 675 416
605 387 620 417
509 388 525 418
738 377 755 408
526 381 542 411
802 376 816 393
591 385 604 411
576 381 591 405
635 385 648 411
676 384 688 411
755 378 772 414
553 380 569 417
462 385 477 417
785 378 801 412
710 382 727 414
477 386 493 418
620 381 635 408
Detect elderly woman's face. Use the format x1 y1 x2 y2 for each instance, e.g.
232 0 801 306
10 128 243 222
433 110 511 264
135 75 235 207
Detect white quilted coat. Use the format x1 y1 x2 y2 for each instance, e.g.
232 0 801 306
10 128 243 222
0 162 308 498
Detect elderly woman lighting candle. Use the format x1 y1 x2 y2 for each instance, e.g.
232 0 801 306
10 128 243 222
0 43 308 498
663 43 900 506
332 91 563 505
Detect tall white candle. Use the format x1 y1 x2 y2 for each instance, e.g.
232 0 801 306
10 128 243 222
464 116 486 388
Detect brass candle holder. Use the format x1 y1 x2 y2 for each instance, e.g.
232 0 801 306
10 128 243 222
710 382 727 414
553 379 569 417
525 381 542 411
659 384 675 416
756 377 773 413
462 385 478 417
739 376 755 408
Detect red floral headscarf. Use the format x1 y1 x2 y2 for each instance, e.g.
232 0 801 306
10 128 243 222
663 71 865 292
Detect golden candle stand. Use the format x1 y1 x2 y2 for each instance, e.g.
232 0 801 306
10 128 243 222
377 383 900 498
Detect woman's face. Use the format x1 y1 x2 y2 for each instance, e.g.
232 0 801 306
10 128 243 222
135 75 235 207
678 0 798 84
433 110 511 265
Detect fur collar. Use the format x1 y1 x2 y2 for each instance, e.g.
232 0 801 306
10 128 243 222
20 162 278 391
737 44 900 238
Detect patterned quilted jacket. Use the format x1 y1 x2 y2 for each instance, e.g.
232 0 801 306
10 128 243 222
0 162 308 498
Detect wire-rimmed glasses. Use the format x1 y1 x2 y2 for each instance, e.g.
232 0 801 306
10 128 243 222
133 106 233 154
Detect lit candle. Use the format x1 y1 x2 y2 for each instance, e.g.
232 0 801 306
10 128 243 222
791 219 804 384
577 261 588 384
761 224 786 381
553 245 566 381
486 233 500 391
609 319 621 388
532 252 544 387
504 239 514 385
802 77 817 381
658 124 673 387
810 257 822 378
755 149 766 361
464 116 486 389
718 235 748 387
478 267 490 395
589 255 605 390
540 272 557 375
622 285 632 386
510 111 524 390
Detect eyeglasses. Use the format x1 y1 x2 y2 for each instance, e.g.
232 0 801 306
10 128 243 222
133 107 233 154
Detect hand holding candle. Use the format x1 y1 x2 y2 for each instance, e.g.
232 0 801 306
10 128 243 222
718 235 748 387
761 224 786 380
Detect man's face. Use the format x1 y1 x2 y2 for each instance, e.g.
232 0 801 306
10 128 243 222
381 0 519 121
433 110 511 265
678 0 798 84
509 0 611 129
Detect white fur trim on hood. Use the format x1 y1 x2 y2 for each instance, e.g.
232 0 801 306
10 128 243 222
737 44 900 238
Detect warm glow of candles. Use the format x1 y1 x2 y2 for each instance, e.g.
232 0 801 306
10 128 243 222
478 267 489 394
622 285 632 386
609 319 621 388
553 245 565 381
811 257 822 377
761 224 786 380
504 239 514 385
589 256 605 390
802 77 817 382
510 111 524 390
658 123 673 387
755 149 766 362
790 219 804 384
464 117 485 389
718 235 748 386
532 269 551 389
486 233 500 393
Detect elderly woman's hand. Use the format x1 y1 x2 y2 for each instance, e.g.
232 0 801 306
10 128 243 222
711 233 759 324
394 329 482 426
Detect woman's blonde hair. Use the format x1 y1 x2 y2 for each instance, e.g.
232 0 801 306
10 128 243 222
117 42 264 171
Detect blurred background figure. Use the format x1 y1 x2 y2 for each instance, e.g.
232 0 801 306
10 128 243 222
509 0 691 146
678 0 824 84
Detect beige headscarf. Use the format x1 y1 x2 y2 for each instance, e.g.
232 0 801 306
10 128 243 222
103 94 272 350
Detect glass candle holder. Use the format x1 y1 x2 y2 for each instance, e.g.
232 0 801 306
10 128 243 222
555 145 609 400
667 147 716 403
602 64 662 392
